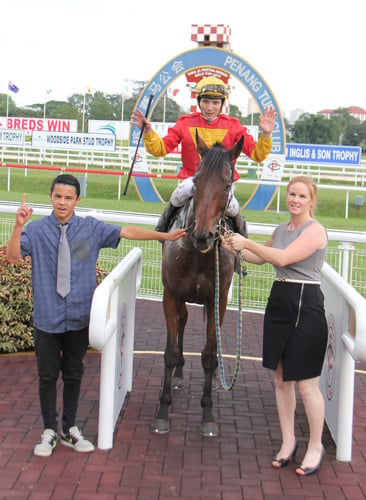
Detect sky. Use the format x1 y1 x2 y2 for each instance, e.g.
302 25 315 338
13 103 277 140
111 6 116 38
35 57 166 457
3 0 364 120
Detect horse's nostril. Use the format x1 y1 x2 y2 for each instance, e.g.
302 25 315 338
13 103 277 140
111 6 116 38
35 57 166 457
191 230 214 252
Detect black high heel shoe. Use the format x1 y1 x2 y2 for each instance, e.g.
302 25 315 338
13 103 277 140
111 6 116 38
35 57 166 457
272 441 298 468
296 445 326 476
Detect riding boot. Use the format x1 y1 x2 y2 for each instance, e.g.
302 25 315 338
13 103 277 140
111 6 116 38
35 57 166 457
155 201 180 233
230 213 248 238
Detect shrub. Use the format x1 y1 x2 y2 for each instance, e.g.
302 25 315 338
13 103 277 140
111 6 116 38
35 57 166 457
0 246 108 353
0 247 34 353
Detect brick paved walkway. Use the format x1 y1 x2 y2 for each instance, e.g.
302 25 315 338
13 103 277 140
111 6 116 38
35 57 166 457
1 298 366 499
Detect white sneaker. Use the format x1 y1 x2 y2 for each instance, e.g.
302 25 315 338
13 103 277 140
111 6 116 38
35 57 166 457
33 429 58 457
60 426 94 453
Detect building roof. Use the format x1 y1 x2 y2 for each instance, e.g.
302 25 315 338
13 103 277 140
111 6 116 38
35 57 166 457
318 106 366 115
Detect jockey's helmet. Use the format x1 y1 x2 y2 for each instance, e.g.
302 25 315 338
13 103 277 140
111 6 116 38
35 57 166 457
196 76 227 101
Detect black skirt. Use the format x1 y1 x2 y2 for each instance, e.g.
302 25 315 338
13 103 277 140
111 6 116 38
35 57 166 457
263 281 328 381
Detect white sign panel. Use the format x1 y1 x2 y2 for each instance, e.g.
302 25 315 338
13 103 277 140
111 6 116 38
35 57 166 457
0 116 77 135
261 154 285 181
88 120 176 141
0 129 25 146
128 146 149 172
32 131 116 152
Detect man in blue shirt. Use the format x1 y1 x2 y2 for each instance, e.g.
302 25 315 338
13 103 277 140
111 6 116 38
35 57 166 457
6 174 186 457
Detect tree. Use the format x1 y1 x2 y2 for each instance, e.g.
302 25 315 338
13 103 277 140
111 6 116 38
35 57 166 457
44 101 80 120
89 91 117 120
330 108 359 145
292 113 333 144
0 93 18 116
228 103 243 120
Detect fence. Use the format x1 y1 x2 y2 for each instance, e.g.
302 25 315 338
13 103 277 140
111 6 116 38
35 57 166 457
1 207 365 309
1 143 366 184
1 143 366 218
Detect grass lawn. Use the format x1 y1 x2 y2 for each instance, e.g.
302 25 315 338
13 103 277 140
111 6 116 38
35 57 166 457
1 167 365 232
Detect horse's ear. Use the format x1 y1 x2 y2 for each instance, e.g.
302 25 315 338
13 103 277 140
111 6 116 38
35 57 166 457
229 135 244 161
195 129 209 156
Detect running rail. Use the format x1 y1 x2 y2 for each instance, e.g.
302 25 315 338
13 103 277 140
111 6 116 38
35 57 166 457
320 262 366 461
89 248 142 449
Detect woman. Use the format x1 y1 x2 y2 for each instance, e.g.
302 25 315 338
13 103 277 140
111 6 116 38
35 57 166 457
221 175 328 476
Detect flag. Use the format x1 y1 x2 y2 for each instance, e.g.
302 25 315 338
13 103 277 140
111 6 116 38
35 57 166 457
8 81 19 93
46 89 52 95
86 86 92 94
168 88 180 98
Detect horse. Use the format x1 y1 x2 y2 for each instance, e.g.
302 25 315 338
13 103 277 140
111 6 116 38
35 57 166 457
150 132 244 437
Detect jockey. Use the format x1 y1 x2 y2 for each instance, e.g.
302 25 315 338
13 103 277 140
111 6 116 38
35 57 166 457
131 76 277 236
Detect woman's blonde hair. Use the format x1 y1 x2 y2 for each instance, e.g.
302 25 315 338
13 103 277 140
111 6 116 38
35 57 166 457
287 176 318 217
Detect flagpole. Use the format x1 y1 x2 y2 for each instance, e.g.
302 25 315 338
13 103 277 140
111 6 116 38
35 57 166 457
82 93 86 133
6 94 9 119
163 92 166 123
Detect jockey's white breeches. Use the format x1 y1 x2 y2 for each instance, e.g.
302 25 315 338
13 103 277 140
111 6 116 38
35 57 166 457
170 177 240 217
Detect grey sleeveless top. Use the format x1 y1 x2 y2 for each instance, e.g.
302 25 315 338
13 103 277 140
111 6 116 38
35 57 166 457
272 220 327 281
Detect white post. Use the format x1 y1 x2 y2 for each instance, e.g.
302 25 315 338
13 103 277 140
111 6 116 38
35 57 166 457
339 242 355 283
82 93 86 133
336 347 355 461
118 176 122 201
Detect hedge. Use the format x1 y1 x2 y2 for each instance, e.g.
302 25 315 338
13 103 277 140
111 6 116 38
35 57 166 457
0 246 108 353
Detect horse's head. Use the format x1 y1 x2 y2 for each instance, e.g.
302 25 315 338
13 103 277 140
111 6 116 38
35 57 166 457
189 131 244 253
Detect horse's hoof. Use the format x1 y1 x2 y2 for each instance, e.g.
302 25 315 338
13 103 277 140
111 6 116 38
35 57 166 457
199 422 219 437
150 419 170 433
172 377 184 389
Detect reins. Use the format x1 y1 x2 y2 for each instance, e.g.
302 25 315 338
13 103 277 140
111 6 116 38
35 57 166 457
214 227 246 391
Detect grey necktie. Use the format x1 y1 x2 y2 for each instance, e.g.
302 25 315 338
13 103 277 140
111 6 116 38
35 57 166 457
56 224 71 298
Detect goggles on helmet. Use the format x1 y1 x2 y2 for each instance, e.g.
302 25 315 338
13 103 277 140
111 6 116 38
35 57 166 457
197 84 227 98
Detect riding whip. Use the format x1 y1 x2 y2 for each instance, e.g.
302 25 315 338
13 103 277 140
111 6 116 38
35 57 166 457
123 94 154 196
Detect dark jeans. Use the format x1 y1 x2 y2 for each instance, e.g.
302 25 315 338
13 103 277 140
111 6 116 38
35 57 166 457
34 327 89 434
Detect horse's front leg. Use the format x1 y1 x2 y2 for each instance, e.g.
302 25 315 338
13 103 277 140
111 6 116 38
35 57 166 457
150 291 182 433
172 302 188 389
199 305 219 437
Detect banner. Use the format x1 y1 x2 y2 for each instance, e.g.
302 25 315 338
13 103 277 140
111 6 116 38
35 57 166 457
32 131 116 152
0 129 25 146
286 144 361 166
0 116 78 136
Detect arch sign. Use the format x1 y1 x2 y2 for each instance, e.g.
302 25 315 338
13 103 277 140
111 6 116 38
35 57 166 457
129 47 286 210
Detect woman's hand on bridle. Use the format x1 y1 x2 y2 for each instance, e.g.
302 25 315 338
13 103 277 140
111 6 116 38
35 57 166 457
220 231 247 253
220 232 236 254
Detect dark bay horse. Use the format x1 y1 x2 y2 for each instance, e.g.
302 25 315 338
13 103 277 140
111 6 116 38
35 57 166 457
151 132 244 437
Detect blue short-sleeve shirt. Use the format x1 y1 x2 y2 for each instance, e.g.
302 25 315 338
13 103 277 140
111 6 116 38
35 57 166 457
21 212 122 333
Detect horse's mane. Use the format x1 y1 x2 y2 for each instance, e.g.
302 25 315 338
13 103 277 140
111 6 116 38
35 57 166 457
194 142 234 180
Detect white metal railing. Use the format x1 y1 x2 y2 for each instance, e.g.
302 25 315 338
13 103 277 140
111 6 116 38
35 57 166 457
89 247 142 449
320 262 366 461
1 207 365 308
1 143 365 182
